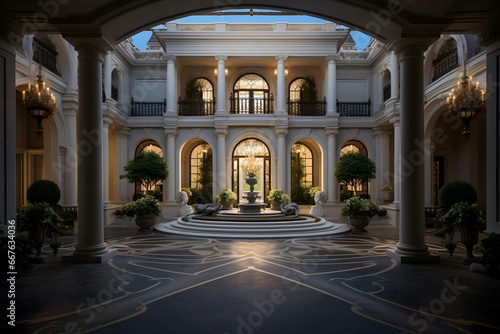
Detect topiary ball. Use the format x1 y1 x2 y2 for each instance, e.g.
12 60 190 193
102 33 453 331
438 181 477 209
27 180 61 206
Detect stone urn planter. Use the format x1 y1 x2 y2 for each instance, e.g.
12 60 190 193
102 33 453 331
221 199 234 210
28 223 49 259
135 213 157 230
348 216 369 232
458 224 480 260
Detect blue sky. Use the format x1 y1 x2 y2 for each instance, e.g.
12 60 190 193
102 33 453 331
131 11 371 51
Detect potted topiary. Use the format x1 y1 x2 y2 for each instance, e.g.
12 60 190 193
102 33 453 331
343 196 386 232
267 189 290 210
438 180 478 209
27 179 61 206
215 188 237 210
437 202 484 263
118 195 160 230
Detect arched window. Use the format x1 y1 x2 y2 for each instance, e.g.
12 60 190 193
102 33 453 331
231 74 272 114
382 69 391 102
291 141 314 203
289 78 306 102
197 78 214 102
340 140 369 199
134 140 163 197
111 69 119 101
432 38 458 82
179 77 215 116
232 138 270 202
190 143 212 190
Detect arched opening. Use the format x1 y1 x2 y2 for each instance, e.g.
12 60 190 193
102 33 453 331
382 69 391 102
134 139 163 199
232 138 270 203
179 77 215 116
231 74 271 114
189 142 213 204
432 38 458 82
339 140 369 200
111 69 120 101
290 141 317 204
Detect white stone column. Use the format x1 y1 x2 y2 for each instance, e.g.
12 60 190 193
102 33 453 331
103 52 112 101
61 98 78 206
102 117 112 205
372 128 391 204
164 129 177 203
326 128 339 202
215 126 228 195
391 117 401 205
485 39 500 233
326 55 338 115
215 55 228 114
112 127 130 202
387 40 438 263
165 55 177 116
63 41 116 263
276 127 288 190
390 51 399 100
275 55 288 114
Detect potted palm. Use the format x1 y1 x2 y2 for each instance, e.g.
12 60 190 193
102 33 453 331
438 202 484 262
119 195 160 230
267 189 290 210
216 189 237 210
343 196 386 232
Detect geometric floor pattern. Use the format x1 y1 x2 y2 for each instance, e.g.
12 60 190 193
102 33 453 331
5 227 500 334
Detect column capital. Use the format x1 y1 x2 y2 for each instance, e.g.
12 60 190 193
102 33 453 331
275 55 288 62
326 54 339 62
391 38 436 57
215 126 228 137
112 127 131 138
102 117 113 128
275 126 288 137
325 128 339 137
163 54 176 62
67 38 111 58
372 128 392 138
390 116 400 126
164 128 178 138
215 55 228 62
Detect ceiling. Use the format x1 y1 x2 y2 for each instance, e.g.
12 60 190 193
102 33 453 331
1 0 499 49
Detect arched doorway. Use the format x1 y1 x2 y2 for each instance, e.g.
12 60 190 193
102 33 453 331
231 74 271 114
339 140 369 200
134 139 163 199
290 141 315 204
232 138 270 203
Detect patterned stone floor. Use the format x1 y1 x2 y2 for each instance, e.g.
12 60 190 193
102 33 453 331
3 226 500 334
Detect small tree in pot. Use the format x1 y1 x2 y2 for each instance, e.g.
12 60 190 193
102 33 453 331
120 151 169 198
334 152 376 197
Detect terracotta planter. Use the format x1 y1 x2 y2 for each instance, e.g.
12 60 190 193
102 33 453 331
457 224 480 259
349 216 369 232
135 213 157 230
270 200 282 210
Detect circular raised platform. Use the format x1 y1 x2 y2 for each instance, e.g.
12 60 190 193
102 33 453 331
155 210 351 239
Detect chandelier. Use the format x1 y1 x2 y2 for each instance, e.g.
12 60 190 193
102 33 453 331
446 62 485 138
22 65 57 137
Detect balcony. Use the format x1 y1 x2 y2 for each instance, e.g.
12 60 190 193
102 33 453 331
178 99 216 116
229 93 274 114
287 98 326 116
337 99 371 117
130 98 166 116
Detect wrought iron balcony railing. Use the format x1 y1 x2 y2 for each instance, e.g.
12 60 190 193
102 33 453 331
229 93 274 114
130 98 166 116
337 99 371 117
287 98 326 116
178 98 216 116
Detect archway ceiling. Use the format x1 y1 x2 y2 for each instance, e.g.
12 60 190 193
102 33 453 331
2 0 499 49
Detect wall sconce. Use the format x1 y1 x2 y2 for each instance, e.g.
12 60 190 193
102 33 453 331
214 68 228 76
274 68 289 75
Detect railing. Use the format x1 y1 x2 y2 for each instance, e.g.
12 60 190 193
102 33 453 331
130 98 166 116
383 84 391 102
287 97 326 116
229 93 274 114
32 35 60 75
337 99 371 117
178 98 216 116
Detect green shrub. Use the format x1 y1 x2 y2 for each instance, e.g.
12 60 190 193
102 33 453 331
438 181 477 209
477 233 500 277
27 180 61 206
0 231 34 274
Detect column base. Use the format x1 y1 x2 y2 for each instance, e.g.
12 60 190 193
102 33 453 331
62 248 117 263
386 249 440 264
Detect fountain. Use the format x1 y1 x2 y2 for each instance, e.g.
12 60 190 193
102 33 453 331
155 140 351 238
